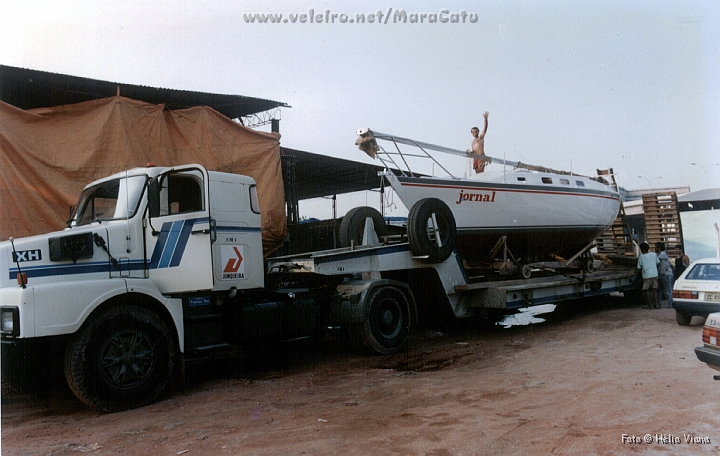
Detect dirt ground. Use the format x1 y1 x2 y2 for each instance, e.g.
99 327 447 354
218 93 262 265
2 296 720 456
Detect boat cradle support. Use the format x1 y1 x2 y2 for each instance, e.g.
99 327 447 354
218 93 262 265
476 236 597 279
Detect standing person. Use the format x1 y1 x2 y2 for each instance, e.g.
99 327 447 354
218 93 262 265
674 244 690 281
637 242 660 309
469 111 489 173
655 242 674 308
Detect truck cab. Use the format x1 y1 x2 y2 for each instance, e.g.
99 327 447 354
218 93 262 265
1 164 267 411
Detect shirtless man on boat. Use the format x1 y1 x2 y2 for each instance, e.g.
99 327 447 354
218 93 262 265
470 111 489 173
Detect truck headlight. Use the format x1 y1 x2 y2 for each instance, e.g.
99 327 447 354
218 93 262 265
1 307 19 337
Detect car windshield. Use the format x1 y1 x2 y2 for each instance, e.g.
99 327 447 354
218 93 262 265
71 175 147 226
685 263 720 281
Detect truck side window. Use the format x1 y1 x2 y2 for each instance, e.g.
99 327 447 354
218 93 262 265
159 171 204 216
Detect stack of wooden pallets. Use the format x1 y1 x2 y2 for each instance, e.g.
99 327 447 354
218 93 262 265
641 191 683 258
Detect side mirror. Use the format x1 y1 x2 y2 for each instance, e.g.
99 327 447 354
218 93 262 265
66 205 76 227
148 177 160 218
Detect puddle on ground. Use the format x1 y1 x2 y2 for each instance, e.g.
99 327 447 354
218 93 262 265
496 304 556 328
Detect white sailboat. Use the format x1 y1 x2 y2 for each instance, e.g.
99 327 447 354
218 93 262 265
354 129 621 264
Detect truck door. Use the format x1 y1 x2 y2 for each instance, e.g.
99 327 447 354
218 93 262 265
145 166 214 294
208 172 264 291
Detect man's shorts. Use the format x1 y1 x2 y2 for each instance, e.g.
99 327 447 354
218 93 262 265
642 278 658 290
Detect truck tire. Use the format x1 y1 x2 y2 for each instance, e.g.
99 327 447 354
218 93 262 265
362 286 410 355
675 310 692 326
339 206 388 247
407 198 456 262
63 305 176 412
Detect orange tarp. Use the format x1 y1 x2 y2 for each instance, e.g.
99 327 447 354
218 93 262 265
0 96 287 253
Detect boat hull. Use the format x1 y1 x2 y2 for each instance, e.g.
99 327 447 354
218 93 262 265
388 172 621 261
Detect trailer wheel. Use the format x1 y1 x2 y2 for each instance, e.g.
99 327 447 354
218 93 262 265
339 206 388 247
585 258 595 273
64 305 176 412
675 310 692 326
362 287 410 355
521 264 532 279
407 198 456 262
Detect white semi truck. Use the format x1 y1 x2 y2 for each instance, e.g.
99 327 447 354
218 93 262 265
1 163 640 412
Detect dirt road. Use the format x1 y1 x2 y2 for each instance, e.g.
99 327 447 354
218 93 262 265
2 296 719 455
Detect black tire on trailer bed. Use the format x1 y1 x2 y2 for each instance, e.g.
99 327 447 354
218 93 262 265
407 198 456 262
339 206 388 247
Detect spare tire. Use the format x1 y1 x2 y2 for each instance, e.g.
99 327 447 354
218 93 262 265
407 198 456 262
339 206 388 247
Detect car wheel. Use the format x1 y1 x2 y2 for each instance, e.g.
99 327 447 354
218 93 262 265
675 310 692 326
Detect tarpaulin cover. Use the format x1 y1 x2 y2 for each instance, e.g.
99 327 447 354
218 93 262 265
0 96 287 253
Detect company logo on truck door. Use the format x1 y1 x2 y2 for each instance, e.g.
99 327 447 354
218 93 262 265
221 245 245 279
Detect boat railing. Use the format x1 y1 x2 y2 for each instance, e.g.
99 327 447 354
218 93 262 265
356 128 474 179
355 128 611 183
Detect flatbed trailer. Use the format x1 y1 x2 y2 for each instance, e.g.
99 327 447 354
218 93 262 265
267 240 641 321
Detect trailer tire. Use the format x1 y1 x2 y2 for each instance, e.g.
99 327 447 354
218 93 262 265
521 264 532 279
362 286 409 355
64 305 176 412
675 310 692 326
339 206 388 247
407 198 456 262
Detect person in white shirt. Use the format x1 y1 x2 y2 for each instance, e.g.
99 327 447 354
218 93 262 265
655 242 674 308
637 242 659 309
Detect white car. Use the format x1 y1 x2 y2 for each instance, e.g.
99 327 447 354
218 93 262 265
695 312 720 379
672 258 720 326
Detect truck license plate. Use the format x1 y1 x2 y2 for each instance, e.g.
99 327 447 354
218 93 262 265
705 292 720 302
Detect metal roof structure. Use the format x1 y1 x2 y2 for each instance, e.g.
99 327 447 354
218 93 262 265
0 65 289 119
280 147 395 201
678 188 720 212
0 65 402 214
678 188 720 203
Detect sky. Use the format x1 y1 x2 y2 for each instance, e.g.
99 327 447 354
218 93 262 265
2 0 719 219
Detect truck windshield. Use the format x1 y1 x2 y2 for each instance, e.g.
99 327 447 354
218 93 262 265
71 175 147 226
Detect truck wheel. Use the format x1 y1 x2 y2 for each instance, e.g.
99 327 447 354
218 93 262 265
407 198 456 262
339 206 388 247
362 286 410 355
675 310 692 326
64 305 176 412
